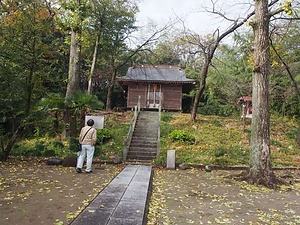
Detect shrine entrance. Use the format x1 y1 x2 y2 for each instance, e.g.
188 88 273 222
147 84 162 109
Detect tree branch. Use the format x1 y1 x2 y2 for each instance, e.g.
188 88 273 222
269 37 300 95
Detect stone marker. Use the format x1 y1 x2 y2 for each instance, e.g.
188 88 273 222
167 150 176 169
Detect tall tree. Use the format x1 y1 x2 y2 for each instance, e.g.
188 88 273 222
183 0 297 187
0 0 59 160
57 0 91 138
241 0 296 188
0 0 56 116
188 3 256 122
247 0 278 187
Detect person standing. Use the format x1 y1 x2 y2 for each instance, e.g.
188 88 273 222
76 119 97 173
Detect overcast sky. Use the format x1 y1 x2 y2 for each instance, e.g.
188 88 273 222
135 0 253 36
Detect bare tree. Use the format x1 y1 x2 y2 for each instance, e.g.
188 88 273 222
189 2 255 122
238 0 297 188
270 26 300 147
244 0 281 188
187 0 297 187
105 24 172 110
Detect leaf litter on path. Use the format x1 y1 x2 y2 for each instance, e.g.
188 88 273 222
0 159 123 225
147 168 300 225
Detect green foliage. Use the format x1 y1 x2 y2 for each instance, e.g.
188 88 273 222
156 113 299 167
12 138 66 157
150 42 181 65
210 119 222 127
271 139 283 148
169 129 195 143
161 112 174 122
97 128 112 144
100 122 129 160
213 147 250 165
199 102 238 117
68 137 78 152
214 147 227 157
66 92 104 111
285 127 298 140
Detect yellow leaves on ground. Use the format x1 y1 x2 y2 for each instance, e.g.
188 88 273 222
0 159 122 225
147 168 300 225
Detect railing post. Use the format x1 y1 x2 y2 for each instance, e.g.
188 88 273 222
123 96 141 162
157 94 162 157
138 95 141 112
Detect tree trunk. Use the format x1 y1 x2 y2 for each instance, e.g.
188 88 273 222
248 0 279 188
88 35 99 95
1 123 25 161
296 124 300 146
62 29 80 140
65 29 80 99
106 70 117 110
62 107 71 141
190 57 210 122
25 69 34 117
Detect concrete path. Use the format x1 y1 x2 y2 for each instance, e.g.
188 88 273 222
70 165 153 225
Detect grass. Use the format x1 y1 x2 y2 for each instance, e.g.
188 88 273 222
157 112 300 167
11 112 132 161
10 111 300 167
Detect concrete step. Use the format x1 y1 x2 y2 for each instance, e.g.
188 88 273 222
127 154 156 160
132 135 158 139
125 160 153 165
131 136 157 141
129 147 157 153
134 127 158 132
129 143 157 148
127 152 156 158
126 111 159 163
130 137 157 142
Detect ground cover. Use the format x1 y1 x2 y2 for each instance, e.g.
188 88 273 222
158 113 300 167
0 159 123 225
147 168 300 225
1 159 299 225
1 113 299 225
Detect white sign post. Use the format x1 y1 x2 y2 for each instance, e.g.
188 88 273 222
85 116 105 153
85 116 104 129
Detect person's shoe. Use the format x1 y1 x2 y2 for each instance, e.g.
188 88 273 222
85 170 92 173
76 168 82 173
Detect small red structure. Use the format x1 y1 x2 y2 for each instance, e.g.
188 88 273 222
238 96 252 118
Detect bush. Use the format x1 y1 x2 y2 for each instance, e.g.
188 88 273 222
199 104 237 117
214 147 227 157
169 129 195 143
97 128 112 144
68 137 78 152
161 113 174 122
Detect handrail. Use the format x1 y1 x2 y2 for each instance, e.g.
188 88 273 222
123 96 141 161
157 94 162 157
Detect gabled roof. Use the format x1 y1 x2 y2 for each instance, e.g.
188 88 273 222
117 65 196 84
238 96 252 103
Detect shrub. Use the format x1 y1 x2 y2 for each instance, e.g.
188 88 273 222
97 128 112 143
285 127 298 140
68 137 78 152
214 147 227 157
169 129 195 143
161 113 173 122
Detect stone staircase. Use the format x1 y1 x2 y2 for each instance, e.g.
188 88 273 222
127 111 159 163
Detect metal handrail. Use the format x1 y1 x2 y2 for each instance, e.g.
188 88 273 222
123 96 141 161
157 94 162 157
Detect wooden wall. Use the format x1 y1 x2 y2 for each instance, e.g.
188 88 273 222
127 84 147 109
161 85 182 110
126 83 183 111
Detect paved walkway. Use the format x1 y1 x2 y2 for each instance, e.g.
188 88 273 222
70 165 153 225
